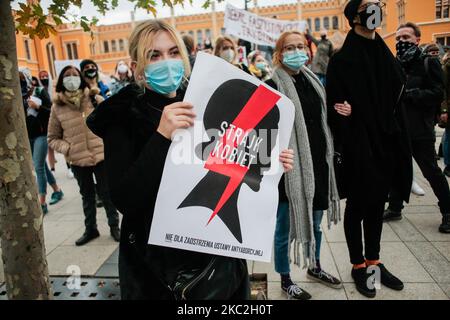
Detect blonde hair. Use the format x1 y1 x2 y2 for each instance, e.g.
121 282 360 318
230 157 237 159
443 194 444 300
214 36 238 61
272 31 307 68
128 19 191 86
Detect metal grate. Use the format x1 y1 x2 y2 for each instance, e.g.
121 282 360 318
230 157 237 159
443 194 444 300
0 277 120 300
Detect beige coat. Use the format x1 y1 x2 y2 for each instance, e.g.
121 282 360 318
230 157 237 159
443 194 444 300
47 88 104 167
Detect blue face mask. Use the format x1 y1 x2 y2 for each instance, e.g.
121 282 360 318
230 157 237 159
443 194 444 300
282 50 309 72
144 59 185 95
255 62 267 71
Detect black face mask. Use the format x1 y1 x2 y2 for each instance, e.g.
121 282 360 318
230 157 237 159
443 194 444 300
40 79 49 87
84 69 97 79
321 35 327 40
357 5 383 31
396 40 418 61
21 80 28 97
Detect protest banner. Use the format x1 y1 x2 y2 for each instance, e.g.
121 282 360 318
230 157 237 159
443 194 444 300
224 3 308 47
148 52 295 262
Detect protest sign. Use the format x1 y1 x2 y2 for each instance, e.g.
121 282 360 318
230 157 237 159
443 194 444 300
148 52 294 262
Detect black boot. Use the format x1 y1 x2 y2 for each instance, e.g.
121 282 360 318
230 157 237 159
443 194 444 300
377 263 404 290
383 208 402 222
110 226 121 242
351 267 376 298
439 214 450 234
75 229 100 246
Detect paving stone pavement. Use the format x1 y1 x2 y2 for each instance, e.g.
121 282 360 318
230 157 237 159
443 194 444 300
0 135 449 300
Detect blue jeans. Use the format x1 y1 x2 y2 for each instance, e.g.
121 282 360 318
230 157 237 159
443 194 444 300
274 201 324 274
30 136 56 195
443 128 449 167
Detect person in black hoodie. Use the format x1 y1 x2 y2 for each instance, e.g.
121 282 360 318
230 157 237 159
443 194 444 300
383 22 450 234
19 67 63 215
86 20 266 300
326 0 412 298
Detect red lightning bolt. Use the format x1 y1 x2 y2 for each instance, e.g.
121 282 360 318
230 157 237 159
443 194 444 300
204 85 281 225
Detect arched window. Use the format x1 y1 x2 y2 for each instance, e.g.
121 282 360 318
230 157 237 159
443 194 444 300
103 41 109 53
307 18 312 30
46 42 56 78
323 17 330 30
111 40 117 52
314 18 321 32
332 16 339 30
197 30 203 46
119 39 125 52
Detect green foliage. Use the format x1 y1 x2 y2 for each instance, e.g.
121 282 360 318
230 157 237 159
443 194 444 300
14 0 224 39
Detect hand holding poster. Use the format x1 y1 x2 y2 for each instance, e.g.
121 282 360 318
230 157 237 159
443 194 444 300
148 52 294 262
224 4 308 47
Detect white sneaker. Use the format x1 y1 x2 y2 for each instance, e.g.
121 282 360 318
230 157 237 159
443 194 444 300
67 169 74 179
411 180 425 196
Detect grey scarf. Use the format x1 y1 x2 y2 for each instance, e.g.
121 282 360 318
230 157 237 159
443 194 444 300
271 66 341 268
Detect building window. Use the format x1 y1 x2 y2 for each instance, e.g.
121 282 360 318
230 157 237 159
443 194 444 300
90 43 96 55
111 40 117 52
436 0 450 19
197 30 203 46
119 39 125 51
189 30 194 37
205 29 211 40
46 42 56 78
436 35 450 46
221 28 226 35
24 39 31 60
397 0 405 24
65 42 78 60
314 18 321 32
332 16 339 30
307 18 312 30
103 41 109 53
323 17 330 30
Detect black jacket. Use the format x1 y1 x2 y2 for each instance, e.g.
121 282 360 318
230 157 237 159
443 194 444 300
400 54 445 141
86 84 248 300
326 30 412 205
24 87 52 140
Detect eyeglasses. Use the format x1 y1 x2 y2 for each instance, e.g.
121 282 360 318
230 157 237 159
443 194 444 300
283 44 306 52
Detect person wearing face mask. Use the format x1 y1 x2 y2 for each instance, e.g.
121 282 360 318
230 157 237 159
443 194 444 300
305 29 333 86
110 61 133 96
86 20 293 300
383 22 450 233
214 36 250 74
265 31 342 300
47 65 121 246
19 67 64 215
442 52 450 178
248 51 271 82
326 0 413 298
80 59 111 100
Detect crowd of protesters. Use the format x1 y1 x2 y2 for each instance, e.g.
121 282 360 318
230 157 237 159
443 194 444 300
19 0 449 301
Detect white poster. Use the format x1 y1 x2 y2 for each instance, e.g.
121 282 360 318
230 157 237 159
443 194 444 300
54 59 82 78
148 52 294 262
224 3 308 47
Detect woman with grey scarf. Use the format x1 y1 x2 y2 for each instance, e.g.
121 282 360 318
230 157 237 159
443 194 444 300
266 31 341 300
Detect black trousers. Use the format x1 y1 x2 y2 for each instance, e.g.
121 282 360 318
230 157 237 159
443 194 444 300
388 139 450 215
344 196 386 265
71 161 119 231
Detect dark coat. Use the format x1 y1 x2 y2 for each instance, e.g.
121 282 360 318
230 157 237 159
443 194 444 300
24 86 52 140
86 84 249 300
400 54 445 141
326 30 412 205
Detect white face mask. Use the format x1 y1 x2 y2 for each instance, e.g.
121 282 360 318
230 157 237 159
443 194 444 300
117 64 128 74
63 76 81 92
220 49 235 63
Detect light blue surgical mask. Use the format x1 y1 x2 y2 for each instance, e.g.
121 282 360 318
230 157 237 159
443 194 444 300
282 50 309 72
255 62 267 71
144 59 185 95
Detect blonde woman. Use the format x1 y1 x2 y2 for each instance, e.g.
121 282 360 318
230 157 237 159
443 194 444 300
86 20 296 300
214 36 250 74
